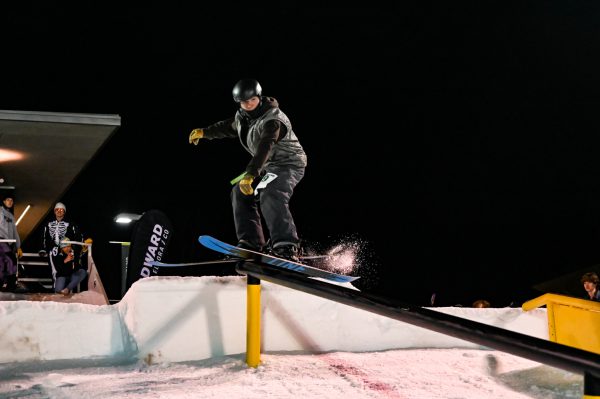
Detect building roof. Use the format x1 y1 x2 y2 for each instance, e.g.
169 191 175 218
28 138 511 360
0 110 120 242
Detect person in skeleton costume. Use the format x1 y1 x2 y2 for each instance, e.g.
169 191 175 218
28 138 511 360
42 202 83 278
189 79 307 261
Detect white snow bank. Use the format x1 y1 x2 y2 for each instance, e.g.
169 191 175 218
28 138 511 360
0 276 549 364
0 300 127 363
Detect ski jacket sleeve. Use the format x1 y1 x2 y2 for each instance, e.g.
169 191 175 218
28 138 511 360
203 117 238 139
245 120 283 177
71 223 83 243
42 223 53 251
68 223 84 261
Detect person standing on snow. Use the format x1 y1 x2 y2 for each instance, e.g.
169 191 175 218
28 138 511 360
41 202 83 266
189 79 307 261
0 193 22 292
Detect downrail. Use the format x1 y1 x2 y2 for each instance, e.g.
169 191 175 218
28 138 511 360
236 261 600 397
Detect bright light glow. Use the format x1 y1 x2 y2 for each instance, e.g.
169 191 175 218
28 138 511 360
15 204 31 226
114 212 142 224
0 149 24 163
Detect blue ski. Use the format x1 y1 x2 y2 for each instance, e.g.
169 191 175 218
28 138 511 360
149 259 240 267
149 254 331 268
198 235 360 283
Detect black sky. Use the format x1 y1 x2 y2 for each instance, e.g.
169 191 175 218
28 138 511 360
3 3 600 305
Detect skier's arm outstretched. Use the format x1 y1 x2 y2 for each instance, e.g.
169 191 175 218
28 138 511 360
189 117 237 144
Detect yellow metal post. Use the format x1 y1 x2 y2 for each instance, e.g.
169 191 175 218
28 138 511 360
246 275 261 367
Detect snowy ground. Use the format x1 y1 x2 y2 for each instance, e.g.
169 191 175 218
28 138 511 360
0 275 583 398
0 349 582 398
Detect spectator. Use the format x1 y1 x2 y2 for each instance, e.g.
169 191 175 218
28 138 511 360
581 272 600 302
50 237 87 295
472 299 491 308
41 202 83 264
0 192 22 292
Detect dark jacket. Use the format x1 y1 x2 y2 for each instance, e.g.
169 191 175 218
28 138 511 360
49 246 84 278
588 290 600 302
203 97 307 177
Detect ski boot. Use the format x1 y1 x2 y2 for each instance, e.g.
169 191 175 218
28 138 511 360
224 240 262 260
272 244 300 262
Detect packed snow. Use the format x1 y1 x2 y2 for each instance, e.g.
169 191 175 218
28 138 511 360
0 276 584 398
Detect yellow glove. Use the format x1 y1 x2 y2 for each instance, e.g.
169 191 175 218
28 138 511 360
17 247 23 258
189 128 204 145
83 238 93 252
239 174 255 195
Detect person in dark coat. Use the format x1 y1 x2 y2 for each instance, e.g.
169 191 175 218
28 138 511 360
50 237 87 295
189 79 307 261
41 202 83 270
0 192 21 292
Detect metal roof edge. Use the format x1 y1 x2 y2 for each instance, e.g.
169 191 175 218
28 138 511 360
0 110 121 126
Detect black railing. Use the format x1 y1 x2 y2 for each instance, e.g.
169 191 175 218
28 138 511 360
236 261 600 380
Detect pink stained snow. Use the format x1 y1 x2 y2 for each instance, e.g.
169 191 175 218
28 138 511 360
0 349 582 398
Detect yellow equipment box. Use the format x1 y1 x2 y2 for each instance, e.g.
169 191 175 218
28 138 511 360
523 293 600 355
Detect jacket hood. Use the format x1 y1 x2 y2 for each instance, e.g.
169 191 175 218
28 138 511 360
240 96 278 120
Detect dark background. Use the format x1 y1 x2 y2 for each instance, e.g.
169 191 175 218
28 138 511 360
3 3 600 306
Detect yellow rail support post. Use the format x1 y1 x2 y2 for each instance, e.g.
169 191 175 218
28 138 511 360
246 275 261 367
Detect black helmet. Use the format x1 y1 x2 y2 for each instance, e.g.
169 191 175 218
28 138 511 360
232 79 262 102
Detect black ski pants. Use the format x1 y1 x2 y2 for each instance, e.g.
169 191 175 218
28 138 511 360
231 165 304 250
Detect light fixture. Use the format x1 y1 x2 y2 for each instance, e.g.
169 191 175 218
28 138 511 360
15 204 31 226
0 149 24 163
114 212 142 224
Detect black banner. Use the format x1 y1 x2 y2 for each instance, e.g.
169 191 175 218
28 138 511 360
126 209 173 291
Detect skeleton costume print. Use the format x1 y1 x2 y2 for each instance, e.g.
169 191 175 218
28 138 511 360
42 205 82 259
46 220 70 246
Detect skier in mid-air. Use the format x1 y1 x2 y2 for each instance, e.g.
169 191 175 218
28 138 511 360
189 79 307 261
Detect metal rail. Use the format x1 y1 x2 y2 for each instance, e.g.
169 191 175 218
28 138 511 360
236 261 600 391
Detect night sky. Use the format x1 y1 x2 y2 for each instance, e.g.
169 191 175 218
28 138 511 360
3 3 600 305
